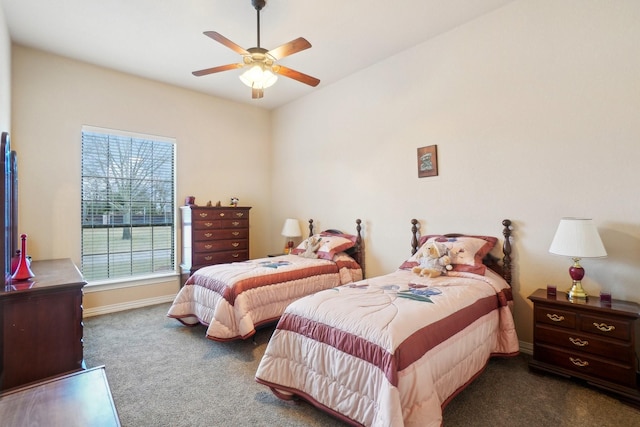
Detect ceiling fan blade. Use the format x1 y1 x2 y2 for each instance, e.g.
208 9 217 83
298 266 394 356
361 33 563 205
192 63 243 77
267 37 312 61
203 31 250 55
252 87 264 99
274 65 320 87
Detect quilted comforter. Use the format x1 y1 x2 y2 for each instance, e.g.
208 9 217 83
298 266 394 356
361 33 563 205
255 268 518 426
167 253 362 341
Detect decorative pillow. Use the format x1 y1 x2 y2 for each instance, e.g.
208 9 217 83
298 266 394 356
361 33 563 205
292 234 356 260
400 235 498 275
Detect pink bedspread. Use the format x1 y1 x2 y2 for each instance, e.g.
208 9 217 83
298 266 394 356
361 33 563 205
255 268 518 426
167 253 362 341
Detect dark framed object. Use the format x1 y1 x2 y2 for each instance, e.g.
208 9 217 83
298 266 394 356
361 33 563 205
417 145 438 178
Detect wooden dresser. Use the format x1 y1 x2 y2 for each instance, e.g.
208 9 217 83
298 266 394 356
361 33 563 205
0 366 121 426
1 258 86 391
528 288 640 406
180 206 251 281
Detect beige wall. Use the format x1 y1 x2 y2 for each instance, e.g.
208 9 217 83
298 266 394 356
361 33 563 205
10 46 272 312
0 5 10 129
269 0 640 346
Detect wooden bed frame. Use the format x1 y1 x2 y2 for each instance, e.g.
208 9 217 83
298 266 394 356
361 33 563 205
307 218 364 277
410 218 513 285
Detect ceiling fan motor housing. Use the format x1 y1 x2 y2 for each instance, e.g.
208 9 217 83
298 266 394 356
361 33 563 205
252 0 266 11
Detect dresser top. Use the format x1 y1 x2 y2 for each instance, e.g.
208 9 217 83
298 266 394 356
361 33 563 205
529 288 640 318
181 205 251 210
2 258 86 295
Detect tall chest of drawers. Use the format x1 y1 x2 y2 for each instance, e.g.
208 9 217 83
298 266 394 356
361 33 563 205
180 206 251 282
528 288 640 406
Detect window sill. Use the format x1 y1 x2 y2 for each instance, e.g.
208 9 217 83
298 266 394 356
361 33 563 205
83 271 179 293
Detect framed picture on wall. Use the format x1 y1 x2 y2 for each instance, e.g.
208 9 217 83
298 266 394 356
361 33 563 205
417 145 438 178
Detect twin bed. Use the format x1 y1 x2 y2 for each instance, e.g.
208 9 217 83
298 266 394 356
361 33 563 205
168 217 518 426
254 218 518 427
167 219 364 341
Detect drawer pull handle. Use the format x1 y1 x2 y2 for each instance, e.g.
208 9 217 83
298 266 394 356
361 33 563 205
204 256 213 261
232 232 240 236
232 221 240 226
235 212 244 217
593 322 615 332
232 253 239 258
569 357 589 367
204 244 212 249
199 213 208 218
569 337 588 347
219 213 225 217
204 222 213 228
232 243 239 247
204 233 213 238
546 314 565 322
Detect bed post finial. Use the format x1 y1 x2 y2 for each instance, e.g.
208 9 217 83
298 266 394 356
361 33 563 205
411 219 419 255
308 219 314 238
502 219 512 285
355 219 364 278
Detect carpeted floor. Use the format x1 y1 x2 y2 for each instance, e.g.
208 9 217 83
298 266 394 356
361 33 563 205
83 303 640 426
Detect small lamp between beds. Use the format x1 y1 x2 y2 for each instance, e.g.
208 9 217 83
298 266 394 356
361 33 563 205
549 217 607 301
281 218 302 254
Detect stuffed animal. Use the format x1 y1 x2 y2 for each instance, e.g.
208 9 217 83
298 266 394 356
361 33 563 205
299 236 322 259
412 241 453 278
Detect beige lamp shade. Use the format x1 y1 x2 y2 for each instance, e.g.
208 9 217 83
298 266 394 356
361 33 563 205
281 218 302 238
549 218 607 258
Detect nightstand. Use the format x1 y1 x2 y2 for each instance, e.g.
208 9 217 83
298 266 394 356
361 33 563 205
528 288 640 407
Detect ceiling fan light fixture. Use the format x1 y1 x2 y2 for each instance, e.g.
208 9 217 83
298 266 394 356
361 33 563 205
239 64 278 89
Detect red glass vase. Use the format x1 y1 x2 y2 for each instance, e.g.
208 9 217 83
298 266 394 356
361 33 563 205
11 234 35 281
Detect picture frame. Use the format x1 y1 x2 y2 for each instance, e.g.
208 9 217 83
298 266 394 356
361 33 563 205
417 145 438 178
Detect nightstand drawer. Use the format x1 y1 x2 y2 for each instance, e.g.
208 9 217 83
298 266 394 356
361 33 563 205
534 344 636 388
580 314 631 341
534 305 576 329
535 324 633 364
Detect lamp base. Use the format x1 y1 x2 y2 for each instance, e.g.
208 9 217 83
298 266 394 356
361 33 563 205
567 280 588 301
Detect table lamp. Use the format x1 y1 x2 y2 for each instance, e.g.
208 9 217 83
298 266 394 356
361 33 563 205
549 217 607 301
281 218 302 254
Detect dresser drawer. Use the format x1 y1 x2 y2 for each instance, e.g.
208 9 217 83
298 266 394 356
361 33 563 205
534 344 636 388
193 239 248 253
193 250 249 265
535 324 633 364
192 209 248 220
580 314 632 341
534 305 576 329
193 219 249 230
193 229 249 241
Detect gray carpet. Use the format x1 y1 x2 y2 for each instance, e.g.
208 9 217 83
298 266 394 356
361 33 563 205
83 303 640 427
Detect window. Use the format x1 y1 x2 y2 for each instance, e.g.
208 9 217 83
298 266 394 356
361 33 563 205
81 126 176 282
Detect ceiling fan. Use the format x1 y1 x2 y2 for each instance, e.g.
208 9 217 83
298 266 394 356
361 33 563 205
192 0 320 99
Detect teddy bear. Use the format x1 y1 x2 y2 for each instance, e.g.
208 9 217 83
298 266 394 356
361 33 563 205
412 241 453 278
299 236 322 259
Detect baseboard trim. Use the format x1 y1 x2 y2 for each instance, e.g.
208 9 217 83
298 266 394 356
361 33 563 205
83 294 176 318
519 340 533 355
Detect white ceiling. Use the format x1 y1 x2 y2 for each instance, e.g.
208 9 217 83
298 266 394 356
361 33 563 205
2 0 514 110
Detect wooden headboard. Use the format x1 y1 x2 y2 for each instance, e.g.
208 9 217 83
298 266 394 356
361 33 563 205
1 132 18 286
409 218 513 285
306 218 364 278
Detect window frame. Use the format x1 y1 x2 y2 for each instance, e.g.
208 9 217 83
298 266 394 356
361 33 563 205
80 125 178 284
